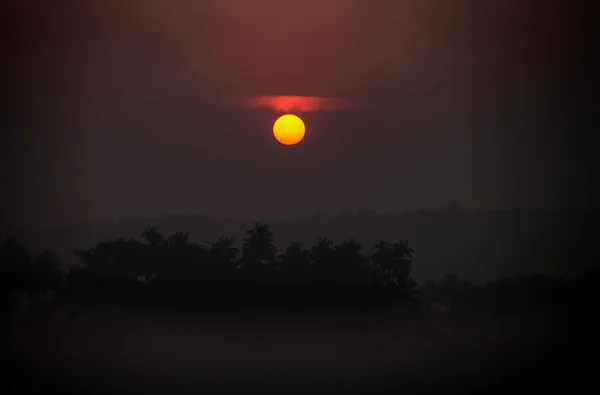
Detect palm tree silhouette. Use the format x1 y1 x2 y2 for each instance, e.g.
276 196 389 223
308 237 334 282
280 241 310 280
206 236 238 283
367 240 419 308
333 239 366 285
61 225 427 311
239 222 277 275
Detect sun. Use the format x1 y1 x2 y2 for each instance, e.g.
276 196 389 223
273 114 305 146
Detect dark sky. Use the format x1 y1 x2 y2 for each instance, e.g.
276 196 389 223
3 0 596 226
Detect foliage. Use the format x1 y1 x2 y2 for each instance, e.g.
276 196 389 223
59 223 421 308
2 222 597 315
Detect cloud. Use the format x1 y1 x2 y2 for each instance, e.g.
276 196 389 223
232 95 374 112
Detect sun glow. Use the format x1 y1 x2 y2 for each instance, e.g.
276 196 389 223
273 114 305 146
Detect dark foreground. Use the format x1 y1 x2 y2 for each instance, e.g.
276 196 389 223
2 306 595 395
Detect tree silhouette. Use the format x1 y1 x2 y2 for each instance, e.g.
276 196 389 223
74 238 142 280
138 227 166 284
60 224 425 309
160 232 208 289
33 251 64 294
0 238 34 296
239 222 277 276
167 231 190 249
208 236 238 268
13 219 594 317
71 237 147 304
434 273 478 312
333 239 367 285
308 237 335 282
141 226 166 247
279 241 310 281
370 240 415 293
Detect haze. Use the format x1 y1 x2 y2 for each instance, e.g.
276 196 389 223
3 0 594 226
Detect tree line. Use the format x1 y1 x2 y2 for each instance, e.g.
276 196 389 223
1 222 598 317
2 223 417 312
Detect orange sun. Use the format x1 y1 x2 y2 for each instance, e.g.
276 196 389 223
273 114 305 145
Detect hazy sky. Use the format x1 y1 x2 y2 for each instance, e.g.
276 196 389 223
3 0 595 226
